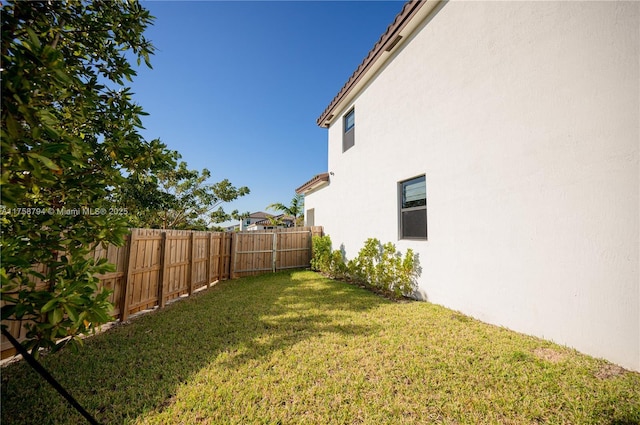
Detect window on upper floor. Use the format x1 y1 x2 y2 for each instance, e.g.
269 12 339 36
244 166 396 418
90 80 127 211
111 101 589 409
343 108 355 152
399 175 427 240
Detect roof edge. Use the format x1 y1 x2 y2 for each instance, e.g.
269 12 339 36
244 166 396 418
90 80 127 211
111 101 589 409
316 0 436 128
296 172 330 195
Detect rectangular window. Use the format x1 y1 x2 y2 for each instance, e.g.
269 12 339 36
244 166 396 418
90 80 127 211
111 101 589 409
306 208 315 226
344 109 355 132
343 108 355 152
399 175 427 240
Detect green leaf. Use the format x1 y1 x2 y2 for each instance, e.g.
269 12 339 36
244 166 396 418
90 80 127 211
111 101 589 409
41 297 59 313
5 113 20 138
1 304 16 321
53 69 72 85
63 305 79 323
26 152 61 171
25 28 42 50
48 308 63 325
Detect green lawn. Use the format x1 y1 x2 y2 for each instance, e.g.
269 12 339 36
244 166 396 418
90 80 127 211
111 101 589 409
2 270 639 424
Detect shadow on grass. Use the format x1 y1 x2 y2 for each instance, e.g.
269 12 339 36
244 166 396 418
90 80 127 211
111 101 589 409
1 270 387 425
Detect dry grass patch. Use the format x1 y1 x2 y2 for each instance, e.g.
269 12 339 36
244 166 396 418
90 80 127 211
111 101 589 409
533 347 569 364
595 364 628 380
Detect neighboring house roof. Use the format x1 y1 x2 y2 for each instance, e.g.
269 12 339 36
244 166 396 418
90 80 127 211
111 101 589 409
247 211 270 220
316 0 440 128
254 214 295 226
245 215 295 232
295 172 330 195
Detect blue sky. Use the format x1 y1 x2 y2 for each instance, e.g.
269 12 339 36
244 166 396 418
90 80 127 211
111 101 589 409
131 1 404 226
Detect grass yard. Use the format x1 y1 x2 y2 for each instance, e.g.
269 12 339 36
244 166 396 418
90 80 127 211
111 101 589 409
2 270 639 424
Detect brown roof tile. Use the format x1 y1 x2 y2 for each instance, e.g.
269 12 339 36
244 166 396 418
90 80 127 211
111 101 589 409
316 0 428 127
295 172 330 194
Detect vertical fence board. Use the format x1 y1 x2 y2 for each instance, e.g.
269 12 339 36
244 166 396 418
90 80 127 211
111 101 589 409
207 234 213 287
231 233 238 279
188 233 194 295
120 229 138 322
158 232 168 309
220 233 231 280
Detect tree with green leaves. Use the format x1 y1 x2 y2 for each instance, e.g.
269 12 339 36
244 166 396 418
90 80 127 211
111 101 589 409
118 161 250 230
267 193 305 227
264 213 285 228
0 0 177 355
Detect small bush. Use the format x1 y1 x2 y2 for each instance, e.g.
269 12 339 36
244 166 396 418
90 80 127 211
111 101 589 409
310 235 418 299
349 238 379 283
329 249 348 279
311 235 347 279
310 235 332 272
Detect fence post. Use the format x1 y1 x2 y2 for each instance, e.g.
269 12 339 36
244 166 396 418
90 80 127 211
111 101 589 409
157 232 168 309
307 228 313 266
120 229 137 322
219 233 228 280
188 232 195 295
272 232 278 273
230 232 237 279
207 233 214 286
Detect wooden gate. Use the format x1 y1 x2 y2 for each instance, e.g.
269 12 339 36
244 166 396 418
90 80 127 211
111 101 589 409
231 228 321 278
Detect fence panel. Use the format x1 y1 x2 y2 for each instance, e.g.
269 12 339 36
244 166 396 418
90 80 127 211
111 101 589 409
232 232 272 278
276 230 312 271
0 263 49 357
192 234 210 292
231 227 322 278
162 233 191 305
1 226 323 358
215 233 232 280
94 236 129 318
124 230 164 316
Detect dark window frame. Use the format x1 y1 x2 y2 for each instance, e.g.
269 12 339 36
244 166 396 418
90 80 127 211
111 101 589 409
344 109 355 132
398 175 427 240
342 108 355 152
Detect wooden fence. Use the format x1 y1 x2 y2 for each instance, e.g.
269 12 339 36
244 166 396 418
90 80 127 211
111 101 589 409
232 229 319 278
1 226 323 358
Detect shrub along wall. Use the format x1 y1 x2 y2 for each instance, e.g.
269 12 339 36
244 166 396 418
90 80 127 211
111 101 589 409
310 235 418 299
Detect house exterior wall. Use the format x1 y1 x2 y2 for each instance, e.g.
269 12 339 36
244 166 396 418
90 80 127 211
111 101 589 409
306 1 639 371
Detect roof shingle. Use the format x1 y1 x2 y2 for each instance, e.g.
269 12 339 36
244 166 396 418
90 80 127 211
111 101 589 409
316 0 428 127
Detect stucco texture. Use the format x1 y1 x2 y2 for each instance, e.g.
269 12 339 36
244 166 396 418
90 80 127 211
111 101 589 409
306 1 639 371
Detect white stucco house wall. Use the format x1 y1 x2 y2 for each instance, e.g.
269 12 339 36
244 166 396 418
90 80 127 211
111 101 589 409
297 0 639 371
